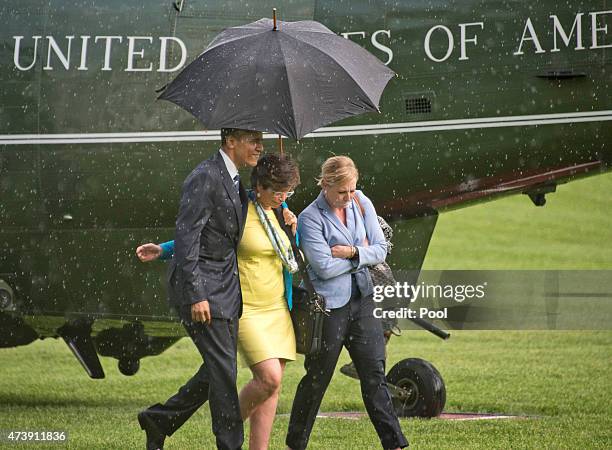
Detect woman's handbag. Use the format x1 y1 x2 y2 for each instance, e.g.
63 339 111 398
352 194 397 286
276 211 328 355
289 283 327 355
351 194 401 333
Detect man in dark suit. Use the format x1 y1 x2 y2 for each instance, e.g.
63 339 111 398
138 128 263 450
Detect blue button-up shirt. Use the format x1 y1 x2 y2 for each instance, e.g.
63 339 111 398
297 190 387 309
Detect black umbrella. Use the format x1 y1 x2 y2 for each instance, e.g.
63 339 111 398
158 14 395 140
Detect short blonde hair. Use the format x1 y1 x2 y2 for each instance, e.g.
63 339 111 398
317 156 359 188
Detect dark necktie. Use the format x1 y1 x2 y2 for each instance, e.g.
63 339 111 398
233 174 240 195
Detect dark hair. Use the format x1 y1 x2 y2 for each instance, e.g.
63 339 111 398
250 153 300 191
220 128 258 145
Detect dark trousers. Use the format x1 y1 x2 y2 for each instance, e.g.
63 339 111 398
286 280 408 450
142 316 243 450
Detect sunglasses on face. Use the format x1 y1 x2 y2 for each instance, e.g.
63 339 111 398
267 189 295 198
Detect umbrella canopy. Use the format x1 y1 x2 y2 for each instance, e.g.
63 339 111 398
158 18 395 140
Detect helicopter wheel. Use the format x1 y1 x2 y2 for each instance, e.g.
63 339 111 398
118 358 140 376
386 358 445 418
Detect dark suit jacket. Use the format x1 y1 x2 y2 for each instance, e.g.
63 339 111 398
167 151 248 320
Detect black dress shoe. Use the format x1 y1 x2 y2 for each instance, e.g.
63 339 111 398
138 411 166 450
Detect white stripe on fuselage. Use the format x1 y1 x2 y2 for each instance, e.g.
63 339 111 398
0 110 611 145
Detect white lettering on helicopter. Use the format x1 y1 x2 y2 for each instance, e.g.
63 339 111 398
341 30 393 65
423 22 484 62
514 11 611 55
13 35 187 72
11 10 610 71
550 14 585 52
423 10 610 61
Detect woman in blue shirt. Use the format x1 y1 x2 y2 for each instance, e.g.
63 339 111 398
285 156 408 450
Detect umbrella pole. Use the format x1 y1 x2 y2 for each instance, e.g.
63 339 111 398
273 8 281 153
273 10 282 153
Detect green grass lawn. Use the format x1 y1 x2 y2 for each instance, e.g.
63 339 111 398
1 173 611 449
423 172 612 270
1 331 610 449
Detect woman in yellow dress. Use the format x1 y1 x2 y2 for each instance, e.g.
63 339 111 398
136 153 300 450
236 153 299 449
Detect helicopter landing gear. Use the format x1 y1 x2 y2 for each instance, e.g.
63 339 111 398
386 358 446 418
118 358 140 376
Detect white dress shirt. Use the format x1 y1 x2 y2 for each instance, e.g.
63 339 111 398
219 148 239 180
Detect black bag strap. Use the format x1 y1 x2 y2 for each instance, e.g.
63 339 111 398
273 209 318 296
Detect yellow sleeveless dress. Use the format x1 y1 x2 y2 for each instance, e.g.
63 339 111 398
237 202 296 366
